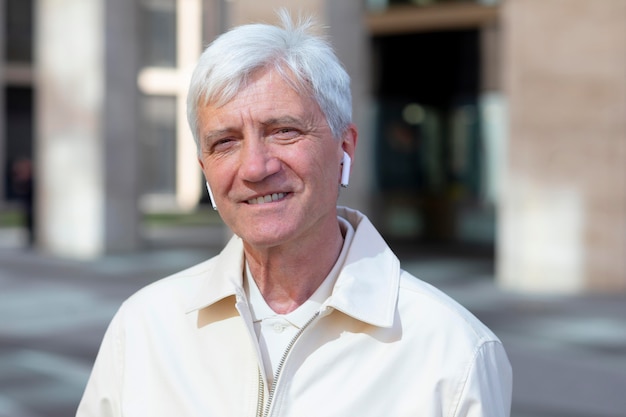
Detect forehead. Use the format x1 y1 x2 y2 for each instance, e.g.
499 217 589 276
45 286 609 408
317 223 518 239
198 68 322 127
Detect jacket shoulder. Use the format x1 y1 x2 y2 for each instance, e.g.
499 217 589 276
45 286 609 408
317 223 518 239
120 257 218 313
397 270 502 344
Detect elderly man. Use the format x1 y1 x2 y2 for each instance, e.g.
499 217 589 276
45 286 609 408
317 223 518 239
77 10 512 417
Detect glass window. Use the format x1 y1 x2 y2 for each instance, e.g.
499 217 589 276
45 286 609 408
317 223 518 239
139 95 177 195
372 30 489 243
139 0 177 67
5 0 33 63
4 87 34 200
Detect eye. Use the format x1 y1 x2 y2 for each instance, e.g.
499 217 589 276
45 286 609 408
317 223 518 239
272 127 301 142
209 137 238 154
202 138 235 155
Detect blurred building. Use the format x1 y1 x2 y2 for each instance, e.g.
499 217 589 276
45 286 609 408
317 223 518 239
0 0 35 239
0 0 624 293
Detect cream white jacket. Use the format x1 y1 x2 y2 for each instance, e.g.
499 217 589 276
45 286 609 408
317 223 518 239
77 207 512 417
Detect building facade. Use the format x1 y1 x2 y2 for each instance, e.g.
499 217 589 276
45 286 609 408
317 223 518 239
0 0 624 292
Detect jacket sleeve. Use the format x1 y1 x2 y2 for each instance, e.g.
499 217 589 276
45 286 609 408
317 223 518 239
75 308 126 417
452 340 513 417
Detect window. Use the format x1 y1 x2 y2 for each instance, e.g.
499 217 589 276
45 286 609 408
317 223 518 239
5 0 33 63
139 95 177 195
140 0 177 68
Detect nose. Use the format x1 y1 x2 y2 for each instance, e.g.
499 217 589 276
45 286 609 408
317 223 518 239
238 139 281 183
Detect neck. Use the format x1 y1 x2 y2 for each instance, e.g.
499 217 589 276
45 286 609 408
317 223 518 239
244 221 344 314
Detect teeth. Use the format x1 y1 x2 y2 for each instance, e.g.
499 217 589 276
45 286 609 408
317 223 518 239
248 192 285 205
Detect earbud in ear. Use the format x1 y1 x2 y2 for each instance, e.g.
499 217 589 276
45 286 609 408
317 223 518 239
341 151 351 188
206 181 218 210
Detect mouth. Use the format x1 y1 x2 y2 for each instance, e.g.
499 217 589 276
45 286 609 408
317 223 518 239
247 192 287 205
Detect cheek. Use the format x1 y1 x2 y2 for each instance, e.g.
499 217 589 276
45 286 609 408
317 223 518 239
290 152 331 185
316 148 342 180
201 158 230 188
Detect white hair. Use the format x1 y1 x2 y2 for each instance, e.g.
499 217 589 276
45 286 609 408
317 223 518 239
186 9 352 150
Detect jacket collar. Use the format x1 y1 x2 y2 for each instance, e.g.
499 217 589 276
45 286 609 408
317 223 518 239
326 207 400 328
187 207 400 328
187 236 246 313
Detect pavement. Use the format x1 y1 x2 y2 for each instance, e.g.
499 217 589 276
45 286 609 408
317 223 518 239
1 225 626 417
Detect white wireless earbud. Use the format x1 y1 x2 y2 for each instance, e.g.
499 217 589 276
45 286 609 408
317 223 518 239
206 181 218 210
340 151 351 188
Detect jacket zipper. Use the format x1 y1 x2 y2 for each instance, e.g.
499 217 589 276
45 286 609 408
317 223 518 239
256 369 265 417
258 311 321 417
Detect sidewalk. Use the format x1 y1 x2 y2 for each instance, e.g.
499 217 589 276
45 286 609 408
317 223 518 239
1 226 626 417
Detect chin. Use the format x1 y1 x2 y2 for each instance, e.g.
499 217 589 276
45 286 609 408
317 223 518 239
238 227 297 249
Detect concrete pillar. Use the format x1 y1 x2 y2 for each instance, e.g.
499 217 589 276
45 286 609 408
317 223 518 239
498 0 626 292
327 0 374 216
36 0 140 258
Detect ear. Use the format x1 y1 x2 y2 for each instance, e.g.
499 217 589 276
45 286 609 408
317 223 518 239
340 151 351 187
340 123 358 162
205 181 218 210
338 124 358 188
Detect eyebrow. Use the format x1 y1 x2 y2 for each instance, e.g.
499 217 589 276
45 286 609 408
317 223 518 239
260 116 306 128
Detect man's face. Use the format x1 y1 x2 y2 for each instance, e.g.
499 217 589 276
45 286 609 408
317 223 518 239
197 68 356 250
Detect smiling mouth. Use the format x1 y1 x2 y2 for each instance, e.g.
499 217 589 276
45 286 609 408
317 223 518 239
247 192 287 205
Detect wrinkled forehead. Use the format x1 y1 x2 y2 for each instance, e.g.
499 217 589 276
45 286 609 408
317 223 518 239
202 63 313 110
